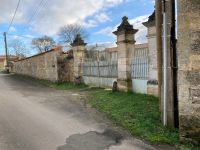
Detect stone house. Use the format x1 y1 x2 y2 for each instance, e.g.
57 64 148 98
0 55 19 70
154 0 200 144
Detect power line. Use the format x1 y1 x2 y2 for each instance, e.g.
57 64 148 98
7 0 21 33
5 0 48 40
25 0 45 26
5 0 50 42
6 33 34 39
26 0 49 27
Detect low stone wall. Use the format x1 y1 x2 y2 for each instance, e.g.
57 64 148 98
13 48 62 82
147 80 158 97
83 76 117 88
147 84 158 97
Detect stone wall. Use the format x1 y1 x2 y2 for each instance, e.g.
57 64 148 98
83 76 117 88
177 0 200 144
0 60 4 70
13 48 62 82
57 56 74 82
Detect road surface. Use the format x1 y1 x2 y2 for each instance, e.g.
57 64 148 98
0 74 174 150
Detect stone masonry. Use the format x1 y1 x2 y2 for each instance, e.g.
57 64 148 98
113 16 138 92
13 47 62 82
143 11 159 97
71 34 86 84
57 54 74 82
177 0 200 145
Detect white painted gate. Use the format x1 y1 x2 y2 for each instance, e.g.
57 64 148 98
131 56 149 93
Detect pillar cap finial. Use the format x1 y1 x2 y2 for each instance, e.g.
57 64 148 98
143 10 155 27
71 34 87 46
113 16 138 35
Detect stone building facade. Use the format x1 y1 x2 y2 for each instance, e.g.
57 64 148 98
177 0 200 145
0 55 18 70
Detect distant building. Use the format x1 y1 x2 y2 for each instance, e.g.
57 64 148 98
0 55 19 70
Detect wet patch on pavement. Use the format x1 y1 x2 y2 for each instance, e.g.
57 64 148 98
57 129 123 150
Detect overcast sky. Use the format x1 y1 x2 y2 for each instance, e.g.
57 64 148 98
0 0 154 55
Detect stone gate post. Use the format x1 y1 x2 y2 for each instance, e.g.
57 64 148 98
71 34 86 84
143 11 159 96
113 16 138 91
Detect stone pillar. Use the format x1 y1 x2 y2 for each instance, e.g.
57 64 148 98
177 0 200 145
71 34 86 84
143 11 159 97
113 16 138 92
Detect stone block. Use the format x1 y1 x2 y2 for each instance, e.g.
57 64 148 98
117 79 132 92
186 71 200 85
190 30 200 54
147 84 158 97
189 86 200 104
189 55 200 70
179 115 200 145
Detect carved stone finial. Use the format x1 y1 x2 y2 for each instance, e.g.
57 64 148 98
71 34 87 46
113 16 138 35
122 16 128 22
142 10 155 27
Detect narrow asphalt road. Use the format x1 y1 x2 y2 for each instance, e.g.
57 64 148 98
0 74 174 150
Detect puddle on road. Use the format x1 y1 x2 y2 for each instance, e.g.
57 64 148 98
57 129 123 150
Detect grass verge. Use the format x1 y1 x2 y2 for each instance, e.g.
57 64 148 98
12 74 88 90
0 70 9 74
40 80 88 90
88 90 179 145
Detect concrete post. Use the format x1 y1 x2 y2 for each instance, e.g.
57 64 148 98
113 16 138 92
71 34 86 84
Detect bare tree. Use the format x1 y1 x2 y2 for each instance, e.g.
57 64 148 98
32 35 56 53
9 39 29 57
57 24 87 46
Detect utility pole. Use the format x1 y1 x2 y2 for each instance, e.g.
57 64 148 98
156 0 163 111
3 32 9 73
